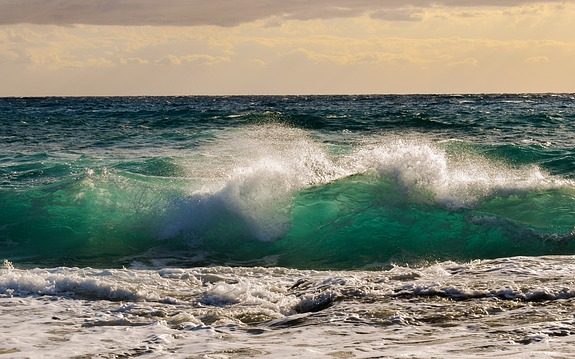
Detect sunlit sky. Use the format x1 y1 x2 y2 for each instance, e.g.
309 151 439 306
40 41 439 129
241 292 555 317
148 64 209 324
1 0 574 96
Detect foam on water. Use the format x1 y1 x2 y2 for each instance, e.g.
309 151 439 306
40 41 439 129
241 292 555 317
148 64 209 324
159 125 348 242
350 137 570 208
159 126 574 246
2 125 573 267
2 95 575 357
3 257 575 357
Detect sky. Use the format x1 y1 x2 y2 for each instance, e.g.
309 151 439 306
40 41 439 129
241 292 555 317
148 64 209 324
0 0 574 96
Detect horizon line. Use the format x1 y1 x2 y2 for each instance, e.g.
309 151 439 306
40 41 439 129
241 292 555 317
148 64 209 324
1 91 574 99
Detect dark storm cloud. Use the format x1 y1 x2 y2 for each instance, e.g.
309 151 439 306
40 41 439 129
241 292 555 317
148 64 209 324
0 0 567 26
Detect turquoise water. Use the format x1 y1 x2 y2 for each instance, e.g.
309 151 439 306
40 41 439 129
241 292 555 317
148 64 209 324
1 95 574 268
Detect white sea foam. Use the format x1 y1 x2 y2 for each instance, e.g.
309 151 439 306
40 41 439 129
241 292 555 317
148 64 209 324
159 127 573 241
3 257 575 358
350 137 570 208
1 259 14 270
160 125 348 241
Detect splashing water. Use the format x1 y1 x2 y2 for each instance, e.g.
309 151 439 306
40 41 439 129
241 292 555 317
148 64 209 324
1 96 575 268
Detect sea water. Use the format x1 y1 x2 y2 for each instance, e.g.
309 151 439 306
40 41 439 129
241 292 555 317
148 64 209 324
1 95 574 357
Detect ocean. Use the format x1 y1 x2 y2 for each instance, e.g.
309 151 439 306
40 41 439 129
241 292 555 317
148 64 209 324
1 94 574 357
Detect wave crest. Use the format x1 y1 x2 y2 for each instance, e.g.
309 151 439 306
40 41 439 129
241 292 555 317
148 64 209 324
159 127 574 245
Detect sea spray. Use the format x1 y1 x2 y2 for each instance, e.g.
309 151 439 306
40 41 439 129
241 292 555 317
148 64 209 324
1 96 575 268
2 95 575 357
159 125 347 243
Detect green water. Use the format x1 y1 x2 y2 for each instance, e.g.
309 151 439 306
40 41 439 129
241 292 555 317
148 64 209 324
1 95 574 268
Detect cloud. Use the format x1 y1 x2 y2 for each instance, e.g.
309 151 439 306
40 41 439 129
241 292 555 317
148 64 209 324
525 55 550 64
448 57 479 67
0 0 569 26
370 8 423 22
120 57 148 65
155 54 228 65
